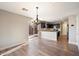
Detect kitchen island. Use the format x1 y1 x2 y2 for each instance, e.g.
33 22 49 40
38 30 57 41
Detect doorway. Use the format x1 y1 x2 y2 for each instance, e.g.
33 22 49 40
58 20 69 44
28 21 38 39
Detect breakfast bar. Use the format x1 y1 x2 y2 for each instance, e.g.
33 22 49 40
38 30 57 41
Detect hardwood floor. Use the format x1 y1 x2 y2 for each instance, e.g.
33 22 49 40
4 36 79 56
0 43 24 55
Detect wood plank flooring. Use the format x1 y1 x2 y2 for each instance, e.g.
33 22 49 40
4 36 79 56
0 43 24 55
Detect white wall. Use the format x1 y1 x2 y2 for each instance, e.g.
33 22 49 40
68 15 77 45
68 15 79 50
0 9 30 51
76 15 79 49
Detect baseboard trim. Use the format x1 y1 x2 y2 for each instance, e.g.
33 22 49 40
0 43 28 56
29 34 38 39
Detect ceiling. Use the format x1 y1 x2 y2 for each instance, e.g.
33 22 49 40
0 2 79 21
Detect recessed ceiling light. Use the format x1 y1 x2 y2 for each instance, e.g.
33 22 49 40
22 8 28 11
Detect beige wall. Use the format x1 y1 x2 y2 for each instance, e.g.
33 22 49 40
61 21 68 35
0 9 30 51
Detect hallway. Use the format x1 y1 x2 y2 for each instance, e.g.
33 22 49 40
4 36 79 56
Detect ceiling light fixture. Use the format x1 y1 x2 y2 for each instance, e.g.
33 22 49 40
32 6 40 25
